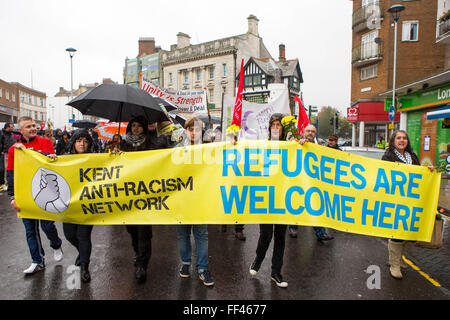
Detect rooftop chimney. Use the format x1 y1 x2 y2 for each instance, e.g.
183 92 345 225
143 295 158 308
279 44 286 62
177 32 191 49
247 15 259 36
138 37 156 57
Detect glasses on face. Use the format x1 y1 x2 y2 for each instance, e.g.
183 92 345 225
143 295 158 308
329 138 337 141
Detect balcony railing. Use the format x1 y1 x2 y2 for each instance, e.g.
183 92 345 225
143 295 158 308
438 19 450 37
352 43 383 67
352 2 384 31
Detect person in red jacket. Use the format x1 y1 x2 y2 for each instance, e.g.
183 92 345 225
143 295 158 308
7 116 64 275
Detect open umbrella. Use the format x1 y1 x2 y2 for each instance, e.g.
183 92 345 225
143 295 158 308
72 119 98 129
67 83 177 124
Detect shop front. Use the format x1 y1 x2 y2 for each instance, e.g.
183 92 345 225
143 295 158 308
393 81 450 171
347 101 399 147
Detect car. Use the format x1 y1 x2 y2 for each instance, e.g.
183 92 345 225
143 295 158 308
341 146 385 160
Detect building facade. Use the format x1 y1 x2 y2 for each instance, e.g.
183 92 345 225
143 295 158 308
0 79 46 125
377 0 450 173
349 0 446 147
160 15 273 119
238 44 303 115
0 79 19 123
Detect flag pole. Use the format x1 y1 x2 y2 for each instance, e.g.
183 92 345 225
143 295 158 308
205 87 212 129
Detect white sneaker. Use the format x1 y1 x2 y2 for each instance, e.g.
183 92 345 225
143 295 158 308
53 248 63 261
24 262 45 274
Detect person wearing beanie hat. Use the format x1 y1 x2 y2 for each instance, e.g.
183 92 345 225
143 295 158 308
249 113 288 288
119 116 156 283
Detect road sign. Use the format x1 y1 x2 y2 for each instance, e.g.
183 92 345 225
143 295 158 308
389 105 395 122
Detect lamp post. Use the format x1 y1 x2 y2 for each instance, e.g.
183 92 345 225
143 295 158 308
66 47 77 128
387 4 405 134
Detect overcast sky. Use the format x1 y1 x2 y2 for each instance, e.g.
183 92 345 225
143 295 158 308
0 0 353 114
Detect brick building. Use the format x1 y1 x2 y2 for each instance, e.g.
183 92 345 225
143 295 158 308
349 0 446 146
0 79 19 123
0 79 46 125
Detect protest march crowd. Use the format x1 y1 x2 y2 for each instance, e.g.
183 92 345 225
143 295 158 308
3 111 435 289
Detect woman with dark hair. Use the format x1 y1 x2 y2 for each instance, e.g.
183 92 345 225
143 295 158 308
249 113 288 288
382 130 434 280
62 129 97 283
55 131 70 155
119 116 155 283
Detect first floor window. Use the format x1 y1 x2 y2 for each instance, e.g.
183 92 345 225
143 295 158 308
360 64 378 80
402 21 419 41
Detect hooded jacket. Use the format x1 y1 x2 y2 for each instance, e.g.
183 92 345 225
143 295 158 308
65 129 96 155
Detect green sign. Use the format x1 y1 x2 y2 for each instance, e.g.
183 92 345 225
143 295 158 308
388 82 450 112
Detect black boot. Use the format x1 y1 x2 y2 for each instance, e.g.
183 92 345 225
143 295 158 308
75 255 80 267
135 265 147 283
80 263 91 283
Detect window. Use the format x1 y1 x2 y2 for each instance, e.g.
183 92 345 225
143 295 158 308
184 71 188 84
361 30 379 59
5 90 9 100
0 88 2 98
209 67 214 79
208 88 214 102
223 64 227 77
362 0 377 6
12 93 15 102
169 73 173 84
196 69 201 81
402 21 419 41
360 64 378 80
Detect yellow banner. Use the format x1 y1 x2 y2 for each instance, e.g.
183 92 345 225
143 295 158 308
15 141 441 241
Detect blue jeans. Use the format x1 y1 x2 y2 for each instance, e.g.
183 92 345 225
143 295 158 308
176 225 209 271
22 219 62 264
288 225 327 239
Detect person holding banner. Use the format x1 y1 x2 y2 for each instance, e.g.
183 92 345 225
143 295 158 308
7 116 64 275
249 113 288 288
381 130 434 280
119 116 156 283
294 125 334 242
61 129 97 283
175 117 214 287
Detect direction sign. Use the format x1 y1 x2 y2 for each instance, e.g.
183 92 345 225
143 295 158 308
389 105 395 122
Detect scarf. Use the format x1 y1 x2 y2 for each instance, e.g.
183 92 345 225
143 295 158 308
125 132 146 148
394 149 412 165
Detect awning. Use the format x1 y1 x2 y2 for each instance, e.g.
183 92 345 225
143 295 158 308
426 105 450 120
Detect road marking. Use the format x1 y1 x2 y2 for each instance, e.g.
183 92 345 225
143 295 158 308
402 256 441 287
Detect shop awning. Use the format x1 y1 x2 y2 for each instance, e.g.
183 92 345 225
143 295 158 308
426 105 450 120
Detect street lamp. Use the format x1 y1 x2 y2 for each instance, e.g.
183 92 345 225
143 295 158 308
387 4 405 133
66 47 77 128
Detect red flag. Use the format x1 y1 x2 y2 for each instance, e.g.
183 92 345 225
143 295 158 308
231 58 245 127
64 125 66 131
40 121 44 130
294 95 310 137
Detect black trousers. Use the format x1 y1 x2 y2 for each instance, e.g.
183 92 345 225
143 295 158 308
63 223 93 264
255 224 287 275
126 225 152 267
0 154 5 185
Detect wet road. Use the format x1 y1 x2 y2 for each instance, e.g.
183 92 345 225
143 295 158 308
0 191 448 300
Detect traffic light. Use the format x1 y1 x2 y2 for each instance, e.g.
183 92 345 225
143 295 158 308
335 112 339 130
329 117 334 126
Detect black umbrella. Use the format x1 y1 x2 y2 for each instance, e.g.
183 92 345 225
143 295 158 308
72 119 98 129
67 83 177 124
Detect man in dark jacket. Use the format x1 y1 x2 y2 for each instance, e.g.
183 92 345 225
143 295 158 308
0 122 15 190
326 133 342 151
